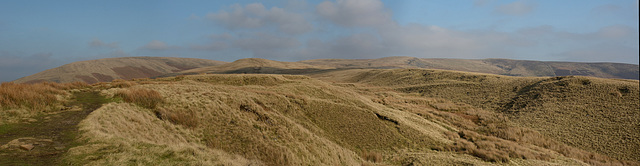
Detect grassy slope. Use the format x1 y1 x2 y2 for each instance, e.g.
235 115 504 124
62 74 594 165
6 68 635 165
180 58 334 74
13 57 227 84
300 57 639 79
312 69 639 163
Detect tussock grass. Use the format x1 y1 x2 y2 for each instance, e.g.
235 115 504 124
0 81 89 124
110 79 138 88
63 71 636 165
65 103 257 165
154 107 199 129
115 88 163 109
314 69 638 164
361 150 383 163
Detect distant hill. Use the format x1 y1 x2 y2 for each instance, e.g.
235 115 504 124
299 57 639 80
13 57 227 84
177 58 334 75
13 56 638 84
3 63 638 165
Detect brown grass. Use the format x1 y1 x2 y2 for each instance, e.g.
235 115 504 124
315 69 639 164
0 81 89 124
154 107 199 129
110 79 137 88
115 88 163 109
0 82 62 110
56 71 637 165
361 150 383 163
0 81 88 110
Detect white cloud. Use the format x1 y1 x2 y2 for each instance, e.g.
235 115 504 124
494 1 536 16
188 0 637 65
206 3 312 34
316 0 393 27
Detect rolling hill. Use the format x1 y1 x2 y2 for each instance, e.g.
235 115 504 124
1 60 638 165
12 57 227 84
300 57 639 79
177 58 334 75
13 56 638 84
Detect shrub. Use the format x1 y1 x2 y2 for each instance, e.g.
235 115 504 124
115 88 163 109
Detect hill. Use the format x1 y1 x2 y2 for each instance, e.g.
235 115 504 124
13 57 638 84
13 57 227 84
176 58 334 75
300 57 639 79
2 69 638 165
310 69 640 162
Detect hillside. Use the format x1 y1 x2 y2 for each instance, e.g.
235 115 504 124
13 57 227 84
3 57 639 165
311 69 640 162
14 57 638 84
300 57 639 79
3 71 638 165
177 58 334 75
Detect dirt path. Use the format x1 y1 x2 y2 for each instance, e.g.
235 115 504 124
0 91 107 165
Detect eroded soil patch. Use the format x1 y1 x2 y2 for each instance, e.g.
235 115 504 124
0 91 108 165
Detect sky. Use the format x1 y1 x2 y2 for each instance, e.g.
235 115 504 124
0 0 638 82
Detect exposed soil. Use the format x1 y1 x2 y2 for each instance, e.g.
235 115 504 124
0 91 107 165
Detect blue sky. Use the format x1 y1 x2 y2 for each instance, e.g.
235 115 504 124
1 0 638 82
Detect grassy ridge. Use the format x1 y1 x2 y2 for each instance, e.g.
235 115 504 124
63 73 598 165
314 69 639 164
5 70 636 165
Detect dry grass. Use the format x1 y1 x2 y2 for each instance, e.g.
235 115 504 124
115 88 163 109
59 70 636 165
361 150 383 163
110 79 138 88
154 107 199 129
313 69 638 164
65 103 258 166
0 81 89 124
0 82 62 110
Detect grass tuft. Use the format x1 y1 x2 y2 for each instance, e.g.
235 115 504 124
154 107 199 129
361 150 383 163
115 88 163 109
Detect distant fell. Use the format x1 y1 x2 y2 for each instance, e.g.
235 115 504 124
13 57 227 84
300 57 639 79
178 58 334 75
13 56 638 84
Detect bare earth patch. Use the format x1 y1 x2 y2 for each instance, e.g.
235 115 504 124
0 91 107 165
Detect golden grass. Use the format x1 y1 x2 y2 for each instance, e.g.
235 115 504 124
361 150 383 163
0 81 89 124
154 107 199 129
65 103 258 165
59 71 636 165
110 79 138 88
114 88 163 109
312 69 638 164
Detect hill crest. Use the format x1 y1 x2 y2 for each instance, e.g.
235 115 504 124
13 57 227 84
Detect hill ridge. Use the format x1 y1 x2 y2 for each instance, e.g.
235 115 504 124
13 56 639 84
